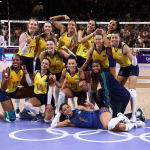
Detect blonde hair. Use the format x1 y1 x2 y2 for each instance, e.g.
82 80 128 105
27 18 38 30
70 28 78 47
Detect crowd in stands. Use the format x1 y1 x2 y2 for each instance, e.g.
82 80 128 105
0 0 150 51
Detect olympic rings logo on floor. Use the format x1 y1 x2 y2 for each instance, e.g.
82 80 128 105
9 127 150 143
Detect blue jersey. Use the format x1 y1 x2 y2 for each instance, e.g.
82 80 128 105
99 70 130 109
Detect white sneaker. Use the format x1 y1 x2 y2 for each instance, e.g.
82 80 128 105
130 116 136 121
130 120 145 128
4 59 6 63
19 111 34 119
117 113 130 124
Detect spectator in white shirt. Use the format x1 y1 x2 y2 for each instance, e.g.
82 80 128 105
0 31 6 62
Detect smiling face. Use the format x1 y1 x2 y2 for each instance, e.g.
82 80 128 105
67 59 77 72
44 22 52 34
61 104 72 116
12 55 22 68
94 35 103 47
108 20 117 32
92 62 101 74
28 20 38 33
46 40 55 53
111 33 120 46
41 59 50 70
68 21 76 32
87 20 96 32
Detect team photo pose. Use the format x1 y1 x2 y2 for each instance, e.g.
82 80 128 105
0 54 35 122
53 55 88 110
51 102 145 132
23 58 55 122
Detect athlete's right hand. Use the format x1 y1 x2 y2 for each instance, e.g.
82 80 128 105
26 36 31 44
22 65 28 74
63 15 70 21
52 75 56 82
2 69 8 80
93 28 100 36
84 100 94 109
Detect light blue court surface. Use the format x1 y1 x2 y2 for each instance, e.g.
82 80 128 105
0 119 150 150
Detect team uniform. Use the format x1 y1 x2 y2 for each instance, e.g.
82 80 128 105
18 31 36 73
92 70 130 117
112 42 139 77
69 109 110 129
46 49 65 81
0 65 23 121
34 70 55 106
92 45 109 69
76 30 95 71
66 67 87 100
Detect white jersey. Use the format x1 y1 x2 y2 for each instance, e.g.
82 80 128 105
0 35 5 47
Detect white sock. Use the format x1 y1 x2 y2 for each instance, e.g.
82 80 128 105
108 115 124 130
22 97 30 113
135 111 141 117
55 86 60 109
38 106 44 114
24 102 39 114
70 98 75 110
129 89 136 119
125 123 136 131
87 83 95 106
14 99 20 110
58 92 65 110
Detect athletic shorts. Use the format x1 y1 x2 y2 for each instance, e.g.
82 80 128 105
35 93 55 107
20 56 33 74
35 58 41 70
109 55 116 67
77 55 92 71
118 64 139 77
72 90 87 100
51 71 62 81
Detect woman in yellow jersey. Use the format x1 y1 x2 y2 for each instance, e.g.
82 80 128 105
53 55 88 109
0 54 35 122
76 20 99 105
104 19 120 79
40 39 75 113
49 15 78 54
110 31 139 121
23 58 55 122
35 21 57 70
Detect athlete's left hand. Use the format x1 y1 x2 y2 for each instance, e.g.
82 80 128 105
99 29 106 35
46 104 53 112
131 48 136 56
22 65 28 74
84 100 94 109
61 46 69 52
79 81 84 88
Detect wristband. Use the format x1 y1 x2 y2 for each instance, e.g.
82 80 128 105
4 78 8 80
91 33 94 36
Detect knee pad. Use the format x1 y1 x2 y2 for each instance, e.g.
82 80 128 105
24 102 33 110
129 89 136 98
4 110 16 122
59 92 65 101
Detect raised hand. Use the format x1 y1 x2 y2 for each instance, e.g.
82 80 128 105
2 69 8 80
84 100 94 109
26 36 31 44
22 65 28 74
131 48 136 56
63 15 70 21
52 75 56 82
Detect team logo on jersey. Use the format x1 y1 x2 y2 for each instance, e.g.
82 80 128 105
11 76 13 79
91 41 94 44
56 58 60 62
78 110 81 114
20 75 22 78
43 79 47 83
103 55 106 58
118 53 122 57
34 40 36 44
75 78 79 81
68 40 71 43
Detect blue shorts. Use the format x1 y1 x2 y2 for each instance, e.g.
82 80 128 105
77 55 92 71
35 58 41 70
72 90 87 100
109 55 116 67
51 71 62 81
4 110 16 122
118 65 139 77
97 109 111 129
20 56 33 74
35 93 55 107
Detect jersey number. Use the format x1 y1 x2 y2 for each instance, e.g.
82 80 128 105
13 81 19 89
83 45 88 53
29 46 35 53
69 82 78 90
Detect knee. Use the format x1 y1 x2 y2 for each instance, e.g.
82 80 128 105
129 89 136 98
24 102 32 110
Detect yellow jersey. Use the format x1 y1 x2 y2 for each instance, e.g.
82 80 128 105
18 31 36 58
112 42 131 67
34 70 49 94
46 50 65 73
66 67 82 92
57 31 73 51
92 45 109 68
6 66 23 93
76 30 95 59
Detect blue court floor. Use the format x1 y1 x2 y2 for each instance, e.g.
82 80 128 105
0 119 150 150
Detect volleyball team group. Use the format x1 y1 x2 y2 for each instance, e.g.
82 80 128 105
0 14 146 132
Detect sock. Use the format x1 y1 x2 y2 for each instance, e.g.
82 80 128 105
24 102 39 114
108 115 124 130
55 86 60 109
129 89 136 119
87 83 95 106
125 123 136 131
135 111 141 117
22 97 30 113
58 92 65 110
38 106 44 114
70 98 75 110
14 99 20 110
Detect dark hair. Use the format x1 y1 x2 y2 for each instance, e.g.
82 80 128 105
47 38 55 45
12 54 22 60
44 21 52 26
59 103 69 122
111 30 120 37
109 19 120 32
67 55 77 63
89 19 97 29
